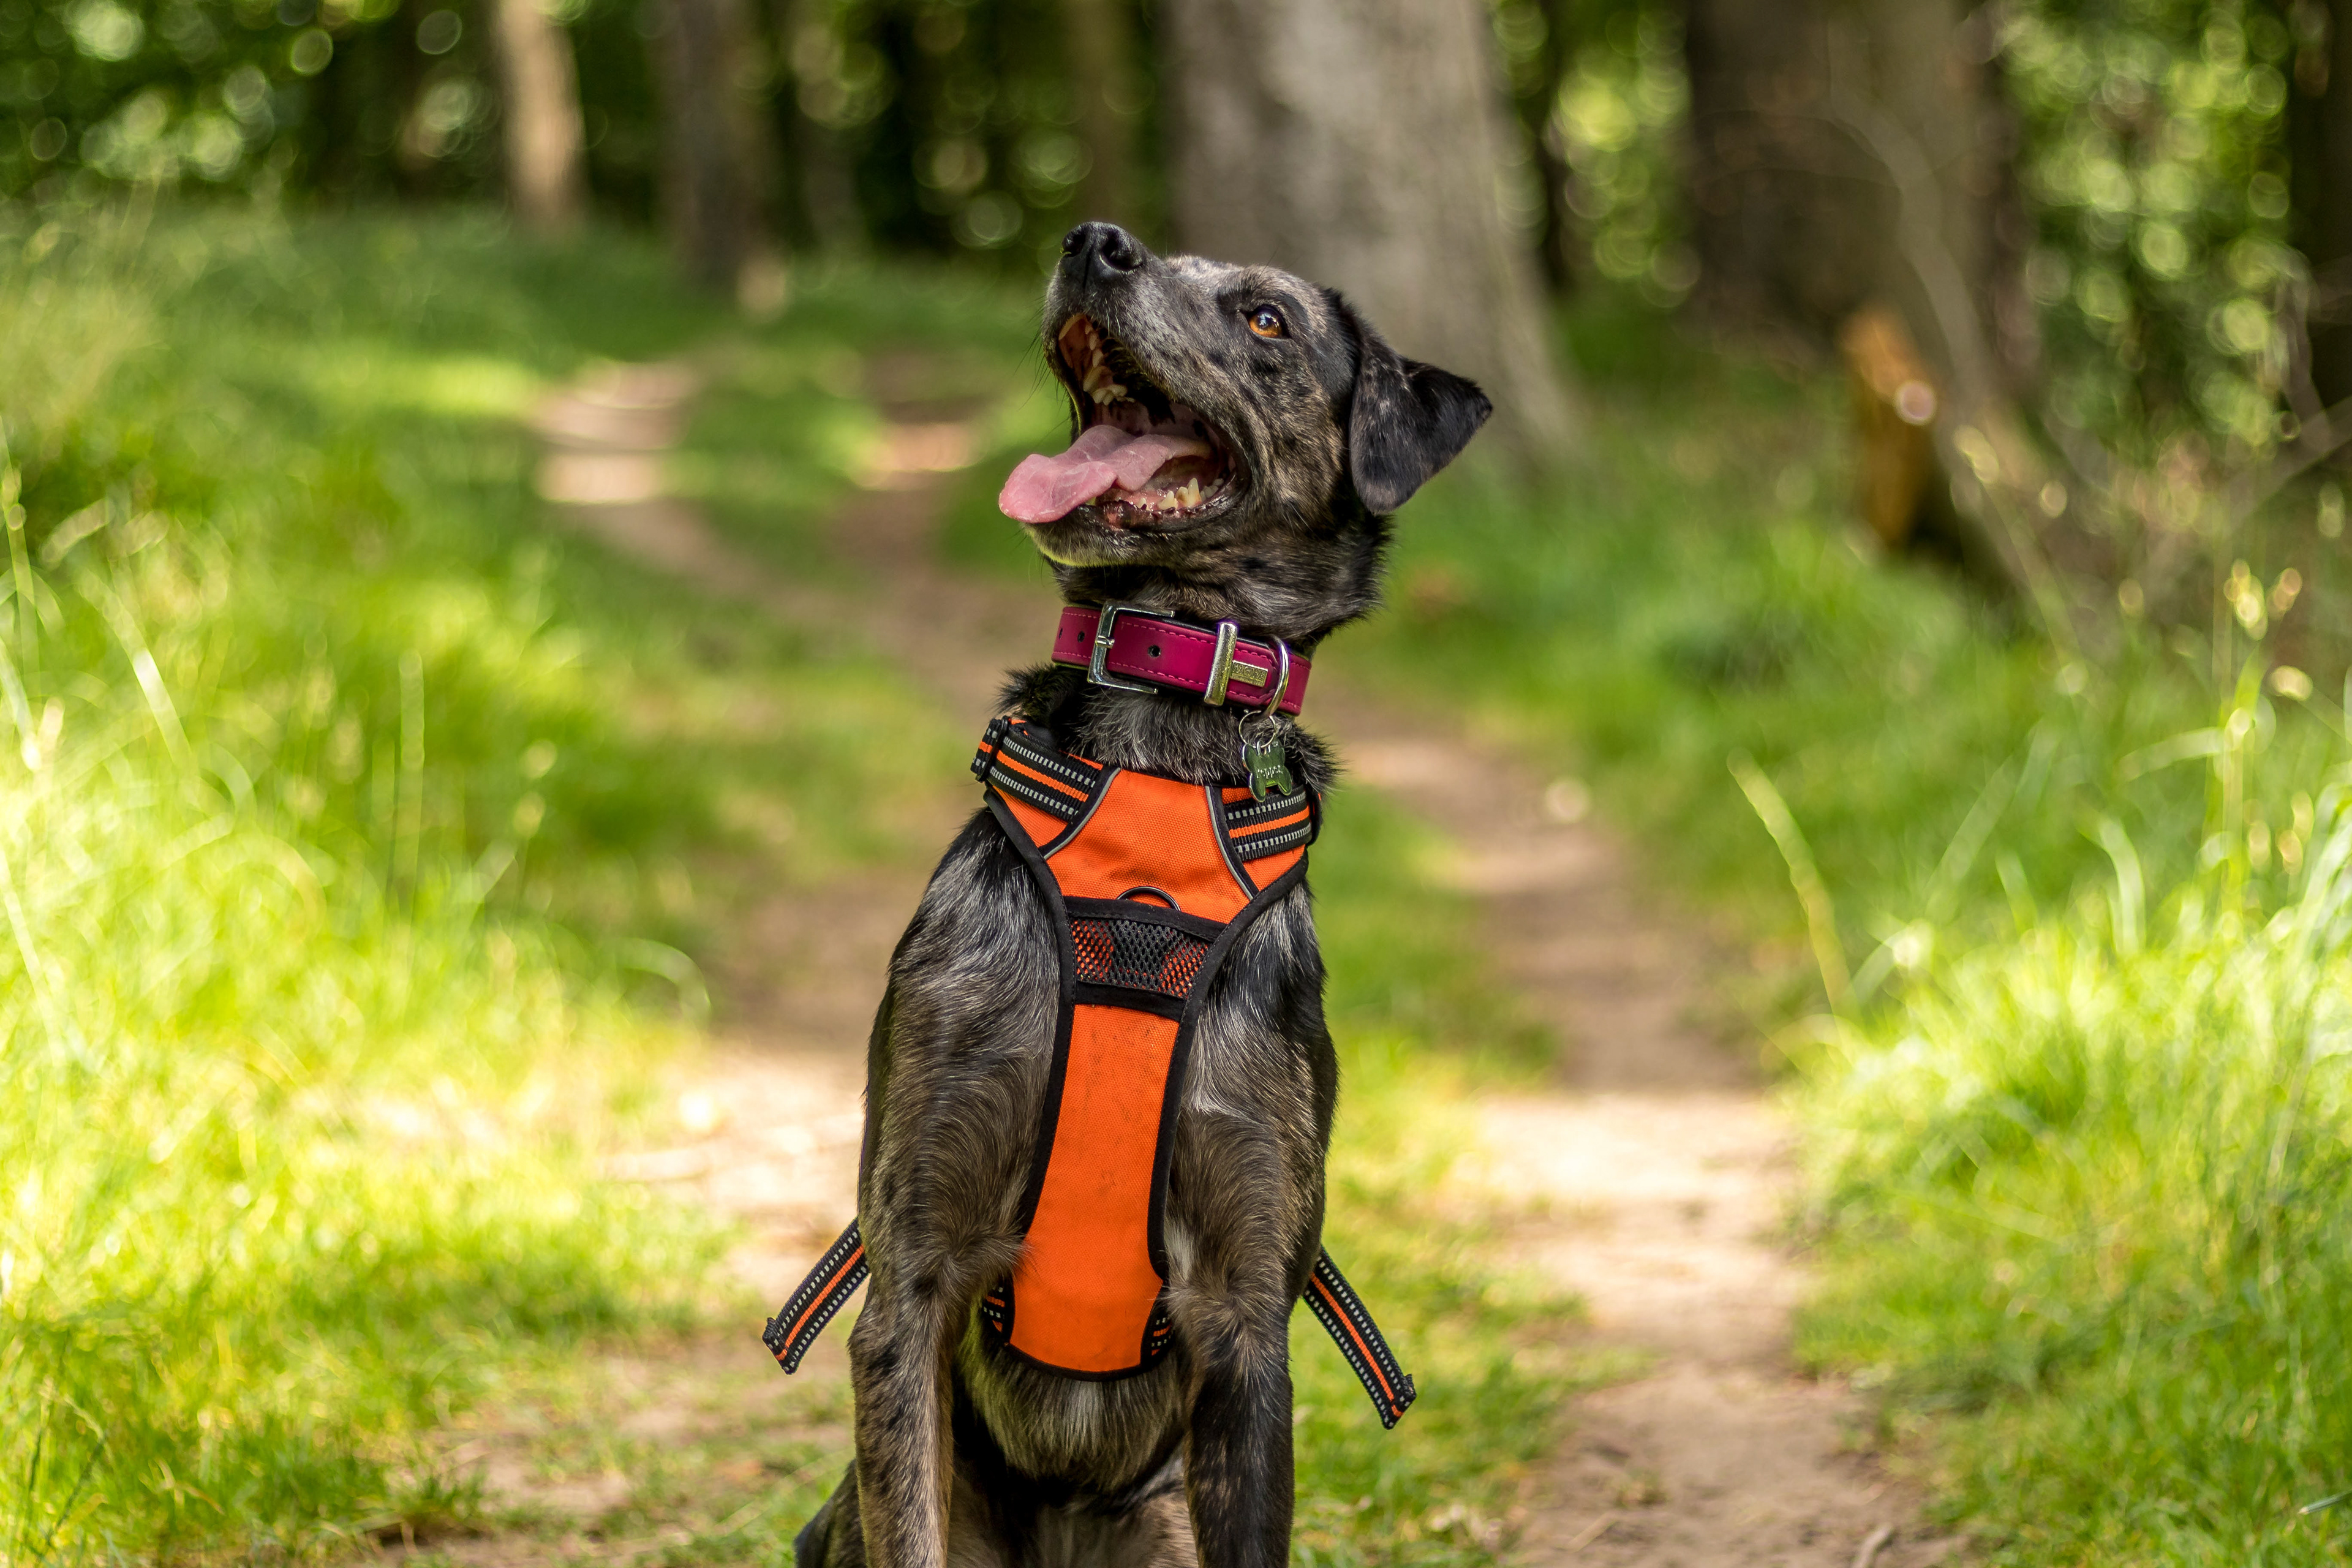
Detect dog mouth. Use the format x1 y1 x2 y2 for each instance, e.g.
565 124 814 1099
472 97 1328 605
997 315 1241 531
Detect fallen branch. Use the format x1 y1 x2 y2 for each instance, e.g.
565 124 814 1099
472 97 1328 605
1565 1509 1620 1553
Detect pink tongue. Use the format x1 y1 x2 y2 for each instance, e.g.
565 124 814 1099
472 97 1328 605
999 424 1212 524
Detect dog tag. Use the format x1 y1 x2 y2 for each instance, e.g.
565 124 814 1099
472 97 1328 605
1241 727 1297 802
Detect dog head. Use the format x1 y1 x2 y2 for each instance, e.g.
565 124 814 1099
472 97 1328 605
998 222 1493 645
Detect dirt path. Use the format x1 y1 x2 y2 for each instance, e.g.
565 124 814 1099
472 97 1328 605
516 358 1955 1567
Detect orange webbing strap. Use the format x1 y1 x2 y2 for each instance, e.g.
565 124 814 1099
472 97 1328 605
761 1220 867 1373
761 1226 1419 1428
1303 1248 1418 1428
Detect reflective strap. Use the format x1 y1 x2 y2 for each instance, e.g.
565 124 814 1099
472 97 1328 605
762 1219 869 1374
973 718 1103 823
1303 1248 1419 1428
764 1224 1416 1428
1225 787 1319 863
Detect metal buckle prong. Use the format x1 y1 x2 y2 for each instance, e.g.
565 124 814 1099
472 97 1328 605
1087 604 1159 694
1204 621 1240 705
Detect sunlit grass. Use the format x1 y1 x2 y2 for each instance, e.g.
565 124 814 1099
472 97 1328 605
0 204 971 1561
0 507 732 1559
1796 696 2352 1563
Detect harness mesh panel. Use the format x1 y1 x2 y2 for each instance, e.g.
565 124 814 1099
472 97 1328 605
1070 916 1210 1001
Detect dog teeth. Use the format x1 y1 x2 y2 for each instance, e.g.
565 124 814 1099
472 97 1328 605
1179 479 1201 507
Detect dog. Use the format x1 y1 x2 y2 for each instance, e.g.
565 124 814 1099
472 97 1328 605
795 221 1491 1567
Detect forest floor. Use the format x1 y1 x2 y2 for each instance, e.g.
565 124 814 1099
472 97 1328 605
422 356 1967 1568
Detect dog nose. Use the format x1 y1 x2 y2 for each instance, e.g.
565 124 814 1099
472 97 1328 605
1061 222 1144 282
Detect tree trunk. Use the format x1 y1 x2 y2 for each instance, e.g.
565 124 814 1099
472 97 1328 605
1504 0 1580 295
1164 0 1582 469
767 0 861 252
491 0 589 233
1061 0 1141 231
2290 0 2352 410
655 0 774 292
1681 0 2076 598
1681 0 1999 378
1682 0 1872 336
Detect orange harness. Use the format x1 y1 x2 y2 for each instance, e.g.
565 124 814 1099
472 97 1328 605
764 719 1414 1427
973 716 1316 1378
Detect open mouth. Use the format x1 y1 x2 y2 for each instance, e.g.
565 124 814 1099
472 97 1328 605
997 315 1240 530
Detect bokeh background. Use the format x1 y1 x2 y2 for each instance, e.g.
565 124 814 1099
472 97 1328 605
7 1 2352 1565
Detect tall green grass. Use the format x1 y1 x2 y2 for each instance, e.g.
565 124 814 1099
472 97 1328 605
1793 660 2352 1564
0 429 725 1560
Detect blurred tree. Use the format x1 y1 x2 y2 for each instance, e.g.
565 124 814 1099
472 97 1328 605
2290 0 2351 407
1060 0 1136 230
653 0 773 288
1164 0 1583 468
1495 0 1583 293
775 0 1137 268
489 0 587 230
2002 1 2301 465
1681 0 2003 380
763 0 860 249
1679 0 2049 592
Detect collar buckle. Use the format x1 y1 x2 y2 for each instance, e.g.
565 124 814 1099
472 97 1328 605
1086 604 1159 695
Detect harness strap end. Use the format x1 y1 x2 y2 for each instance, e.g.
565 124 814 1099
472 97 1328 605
762 1219 870 1375
1305 1246 1418 1429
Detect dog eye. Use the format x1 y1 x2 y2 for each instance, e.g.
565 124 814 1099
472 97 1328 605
1247 307 1286 340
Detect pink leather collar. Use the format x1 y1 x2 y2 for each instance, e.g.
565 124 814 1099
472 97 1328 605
1052 605 1311 716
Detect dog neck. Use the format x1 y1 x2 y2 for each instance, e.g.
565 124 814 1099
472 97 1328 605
1045 524 1387 652
1004 664 1337 794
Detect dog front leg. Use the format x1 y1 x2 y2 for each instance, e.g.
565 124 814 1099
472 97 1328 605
1184 1299 1295 1566
846 1282 955 1568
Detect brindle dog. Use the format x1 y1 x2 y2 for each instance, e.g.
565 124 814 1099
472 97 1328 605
797 222 1491 1567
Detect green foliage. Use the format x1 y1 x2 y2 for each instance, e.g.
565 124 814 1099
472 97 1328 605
1545 2 1694 303
2003 0 2307 459
0 0 303 197
794 0 1156 263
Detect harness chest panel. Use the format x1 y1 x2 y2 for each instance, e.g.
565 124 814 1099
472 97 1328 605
974 720 1312 1378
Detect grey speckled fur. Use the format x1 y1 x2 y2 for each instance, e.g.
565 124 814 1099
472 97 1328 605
796 224 1490 1568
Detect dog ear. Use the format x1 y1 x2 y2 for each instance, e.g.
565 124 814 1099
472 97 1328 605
1342 304 1494 515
